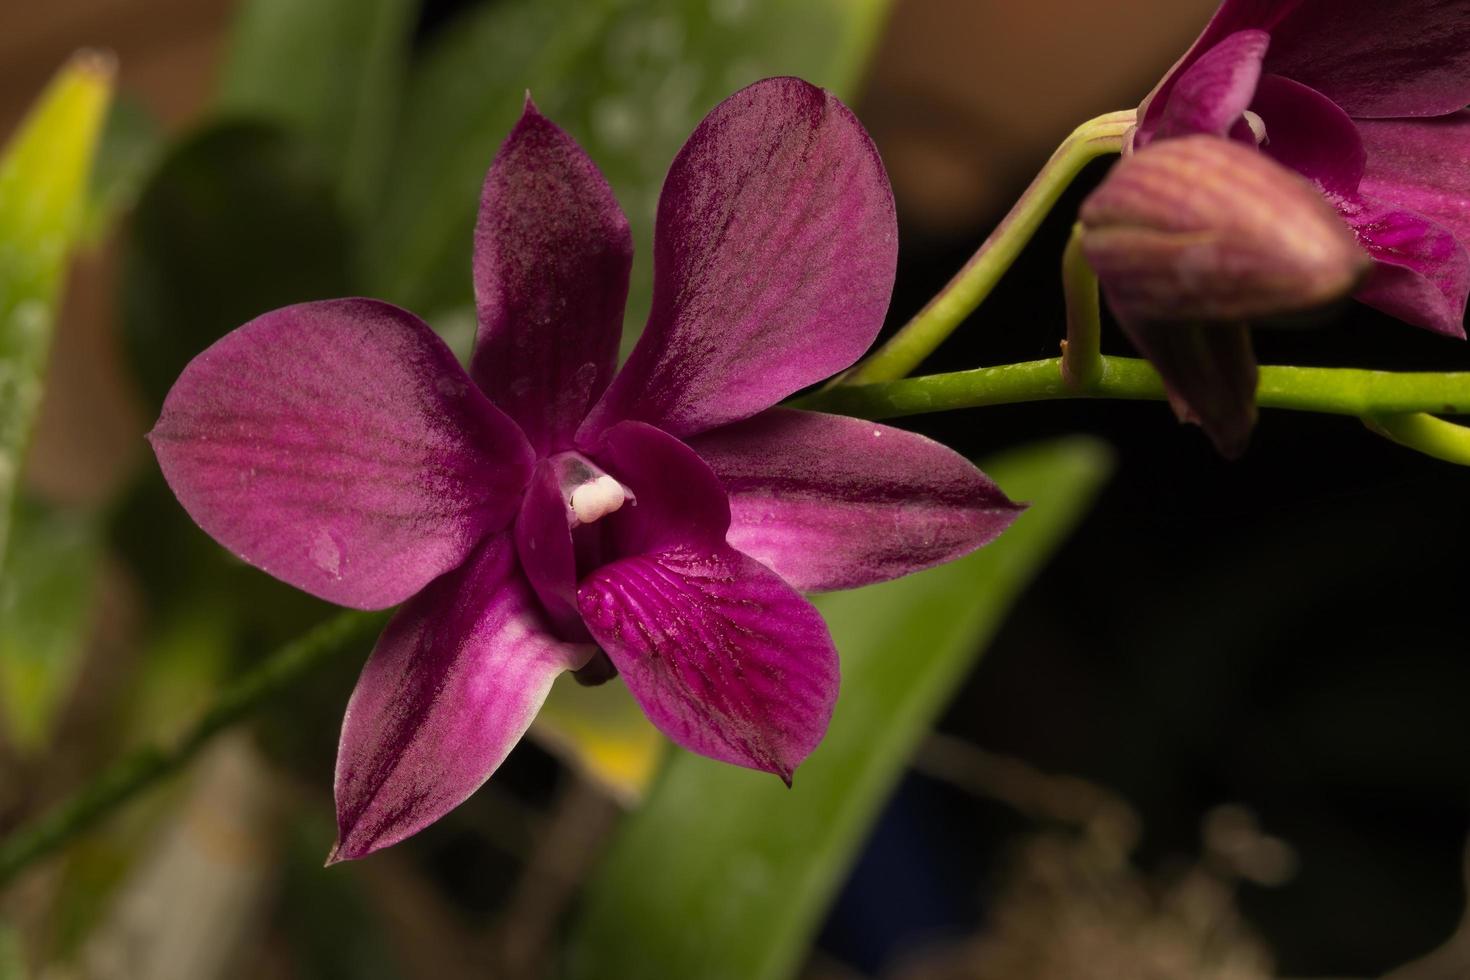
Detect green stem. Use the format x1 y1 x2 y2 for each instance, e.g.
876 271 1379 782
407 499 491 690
0 610 385 887
1059 222 1101 389
1363 413 1470 465
796 355 1470 424
839 110 1134 386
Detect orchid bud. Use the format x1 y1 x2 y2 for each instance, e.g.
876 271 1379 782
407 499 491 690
1080 135 1369 324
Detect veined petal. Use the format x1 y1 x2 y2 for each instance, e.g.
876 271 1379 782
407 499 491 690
1117 319 1259 458
577 545 838 781
1140 0 1470 131
333 536 592 861
1358 112 1470 247
472 98 632 455
1340 196 1470 338
1251 74 1365 198
1151 30 1269 143
580 77 897 441
686 409 1022 592
150 299 533 610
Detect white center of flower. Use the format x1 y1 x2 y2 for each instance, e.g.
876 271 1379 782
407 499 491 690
569 474 627 525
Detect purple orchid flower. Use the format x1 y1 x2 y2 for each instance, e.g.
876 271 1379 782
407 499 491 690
1135 0 1470 336
1110 0 1470 451
148 78 1022 861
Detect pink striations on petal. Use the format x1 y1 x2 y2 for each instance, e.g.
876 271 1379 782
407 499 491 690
333 536 592 861
687 408 1022 592
150 299 533 610
579 77 897 441
578 545 838 781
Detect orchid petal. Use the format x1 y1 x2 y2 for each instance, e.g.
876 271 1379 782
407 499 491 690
686 409 1022 592
1358 112 1470 248
580 77 897 441
1152 30 1269 144
333 536 592 861
1340 197 1470 338
1140 0 1470 131
150 299 533 610
1260 0 1470 118
1252 74 1366 198
591 420 731 558
515 462 585 639
1117 319 1259 458
577 544 838 781
472 98 632 455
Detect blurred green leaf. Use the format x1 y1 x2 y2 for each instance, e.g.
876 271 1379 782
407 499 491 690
217 0 420 221
122 120 353 407
567 436 1113 980
0 54 112 563
0 920 24 980
0 498 101 754
366 0 892 332
82 96 163 242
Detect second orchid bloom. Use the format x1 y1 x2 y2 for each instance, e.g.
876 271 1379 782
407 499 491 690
1082 0 1470 453
149 78 1023 861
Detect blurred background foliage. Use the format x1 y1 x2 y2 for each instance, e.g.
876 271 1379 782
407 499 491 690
2 1 1470 978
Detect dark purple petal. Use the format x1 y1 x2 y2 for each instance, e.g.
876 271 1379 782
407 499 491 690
1140 0 1470 132
333 536 592 861
1120 320 1259 458
577 544 838 781
1151 30 1269 143
686 409 1023 592
591 420 731 558
1358 112 1470 247
514 462 584 639
472 98 632 455
1260 0 1470 118
1339 196 1470 338
579 77 898 441
150 299 533 610
1251 74 1365 197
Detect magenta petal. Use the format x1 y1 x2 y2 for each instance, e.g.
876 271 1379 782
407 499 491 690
579 77 898 441
514 462 584 638
1358 112 1470 248
333 536 592 861
150 299 533 610
1152 31 1269 143
1140 1 1470 132
686 409 1023 592
1118 319 1259 458
577 545 838 780
591 420 731 557
1251 74 1366 197
1259 0 1470 118
1339 196 1470 338
471 99 633 455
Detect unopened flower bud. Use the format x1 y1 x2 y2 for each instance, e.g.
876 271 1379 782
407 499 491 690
1080 135 1369 324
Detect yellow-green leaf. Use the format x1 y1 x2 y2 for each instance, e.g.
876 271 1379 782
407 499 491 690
0 53 113 564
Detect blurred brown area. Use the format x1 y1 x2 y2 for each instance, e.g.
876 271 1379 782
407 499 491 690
862 0 1218 236
0 0 234 137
